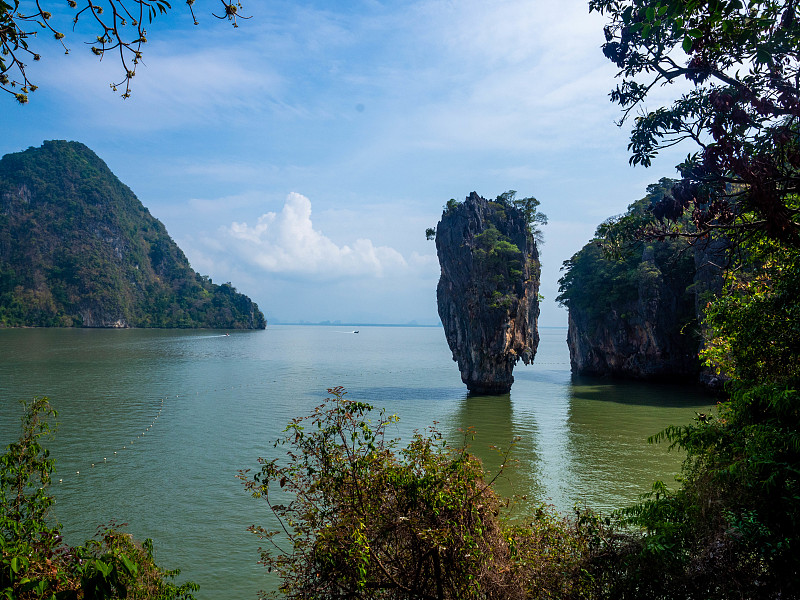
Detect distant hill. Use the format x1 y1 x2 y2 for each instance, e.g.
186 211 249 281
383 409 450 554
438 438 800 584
0 141 266 329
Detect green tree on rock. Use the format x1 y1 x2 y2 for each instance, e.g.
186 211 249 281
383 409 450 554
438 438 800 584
496 191 548 245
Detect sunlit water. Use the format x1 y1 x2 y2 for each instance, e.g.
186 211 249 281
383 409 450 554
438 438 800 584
0 326 712 598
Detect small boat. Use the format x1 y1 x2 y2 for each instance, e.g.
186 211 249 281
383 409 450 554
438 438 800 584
353 330 359 334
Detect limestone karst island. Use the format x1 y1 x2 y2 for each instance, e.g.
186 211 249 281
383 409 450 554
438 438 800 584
0 141 265 329
434 191 541 394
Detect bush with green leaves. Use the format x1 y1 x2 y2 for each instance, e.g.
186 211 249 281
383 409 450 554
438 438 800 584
701 241 800 384
241 387 603 600
0 397 198 600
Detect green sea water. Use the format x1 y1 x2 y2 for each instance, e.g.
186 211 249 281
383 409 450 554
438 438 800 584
0 326 712 598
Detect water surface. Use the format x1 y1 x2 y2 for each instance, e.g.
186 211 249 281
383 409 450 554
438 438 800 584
0 326 712 598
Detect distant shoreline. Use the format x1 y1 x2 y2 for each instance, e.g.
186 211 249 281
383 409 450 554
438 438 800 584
270 322 442 328
269 323 568 329
0 323 570 330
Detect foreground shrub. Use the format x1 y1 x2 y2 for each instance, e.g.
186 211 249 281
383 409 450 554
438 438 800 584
596 382 800 600
0 397 198 600
241 387 613 599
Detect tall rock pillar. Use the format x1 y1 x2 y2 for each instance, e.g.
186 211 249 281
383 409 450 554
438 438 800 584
435 192 540 394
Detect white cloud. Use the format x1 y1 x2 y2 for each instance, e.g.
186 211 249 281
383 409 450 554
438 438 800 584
225 192 410 279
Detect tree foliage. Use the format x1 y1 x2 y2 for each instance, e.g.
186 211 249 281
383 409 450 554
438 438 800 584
701 240 800 383
495 191 548 245
0 0 249 103
1 397 199 599
590 0 800 246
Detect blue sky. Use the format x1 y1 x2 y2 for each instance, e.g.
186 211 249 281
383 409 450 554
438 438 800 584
1 0 686 326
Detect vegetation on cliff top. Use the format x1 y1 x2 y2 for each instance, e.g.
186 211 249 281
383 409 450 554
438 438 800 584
556 178 696 326
431 191 545 311
0 140 266 329
428 191 546 244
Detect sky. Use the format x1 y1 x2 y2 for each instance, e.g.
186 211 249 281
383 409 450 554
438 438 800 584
1 0 689 326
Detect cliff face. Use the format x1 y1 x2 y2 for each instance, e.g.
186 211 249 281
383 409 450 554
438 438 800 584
435 192 540 394
557 179 727 384
564 244 700 380
0 140 266 329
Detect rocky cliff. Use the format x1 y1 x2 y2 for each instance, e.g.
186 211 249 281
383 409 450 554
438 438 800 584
435 192 540 394
0 141 266 329
562 242 700 380
557 180 725 383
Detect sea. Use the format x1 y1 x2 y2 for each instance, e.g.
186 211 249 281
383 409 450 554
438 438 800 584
0 325 713 598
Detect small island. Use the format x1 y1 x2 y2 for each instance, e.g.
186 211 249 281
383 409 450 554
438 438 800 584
433 191 542 394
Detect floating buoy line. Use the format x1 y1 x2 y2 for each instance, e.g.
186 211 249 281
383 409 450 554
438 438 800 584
57 381 273 485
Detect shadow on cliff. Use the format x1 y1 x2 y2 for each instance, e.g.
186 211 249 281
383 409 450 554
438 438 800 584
569 375 715 408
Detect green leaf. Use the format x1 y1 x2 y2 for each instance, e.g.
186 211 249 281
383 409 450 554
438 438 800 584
682 36 694 52
119 553 138 576
94 559 112 577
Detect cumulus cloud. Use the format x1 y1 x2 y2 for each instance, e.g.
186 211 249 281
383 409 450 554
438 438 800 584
225 192 409 279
